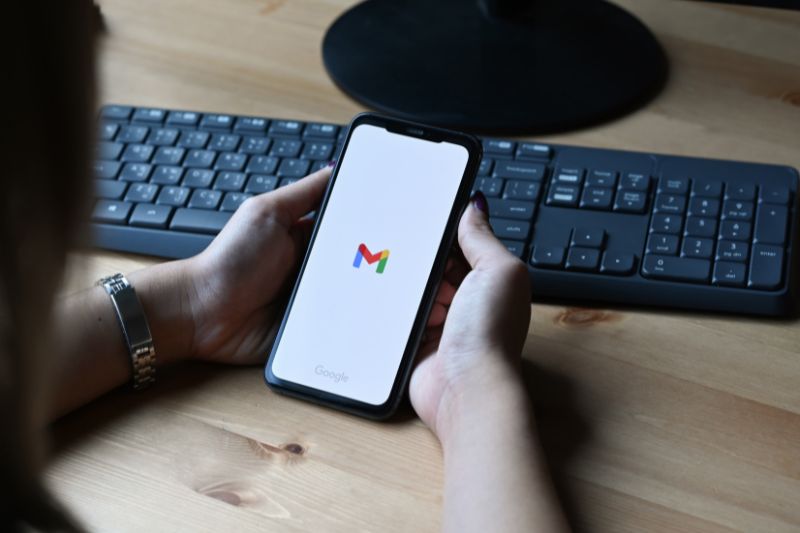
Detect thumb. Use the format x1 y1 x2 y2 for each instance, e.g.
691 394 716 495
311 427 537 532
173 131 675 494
457 192 514 270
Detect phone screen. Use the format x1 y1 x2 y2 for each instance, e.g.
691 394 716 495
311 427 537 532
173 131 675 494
269 123 470 406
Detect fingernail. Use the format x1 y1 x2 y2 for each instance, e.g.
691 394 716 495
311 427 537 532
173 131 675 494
326 160 337 168
471 190 489 215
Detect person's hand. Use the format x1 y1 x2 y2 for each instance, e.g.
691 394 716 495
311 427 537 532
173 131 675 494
409 193 532 444
180 167 331 365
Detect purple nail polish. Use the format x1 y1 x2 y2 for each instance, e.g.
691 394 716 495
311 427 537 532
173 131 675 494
326 160 337 168
471 190 489 214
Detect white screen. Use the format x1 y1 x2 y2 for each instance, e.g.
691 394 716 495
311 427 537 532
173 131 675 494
270 124 469 405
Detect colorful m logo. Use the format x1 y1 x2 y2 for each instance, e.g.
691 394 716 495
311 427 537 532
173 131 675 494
353 243 390 274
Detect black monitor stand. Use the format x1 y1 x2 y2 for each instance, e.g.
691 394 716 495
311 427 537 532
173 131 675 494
322 0 668 135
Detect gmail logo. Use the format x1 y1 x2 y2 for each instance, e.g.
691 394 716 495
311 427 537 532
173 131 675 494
352 243 390 274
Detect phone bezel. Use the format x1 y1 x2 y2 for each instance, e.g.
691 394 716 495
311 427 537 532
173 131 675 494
264 112 482 419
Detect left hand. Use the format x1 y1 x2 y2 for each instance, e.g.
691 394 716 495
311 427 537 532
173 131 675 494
181 167 331 364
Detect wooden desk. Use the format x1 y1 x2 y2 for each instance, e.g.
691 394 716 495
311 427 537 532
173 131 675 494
48 1 800 531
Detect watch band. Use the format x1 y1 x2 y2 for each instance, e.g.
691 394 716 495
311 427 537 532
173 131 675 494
98 273 156 390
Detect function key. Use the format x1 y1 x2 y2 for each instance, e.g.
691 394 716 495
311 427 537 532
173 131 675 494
753 205 788 245
712 262 747 287
531 246 565 268
692 180 723 198
516 143 551 160
570 227 605 248
747 244 784 290
493 161 546 181
657 176 690 195
619 172 650 192
546 184 580 207
234 116 269 133
304 123 339 139
566 248 600 272
478 158 494 176
132 107 166 123
167 111 201 126
725 183 757 201
586 170 618 188
600 251 636 275
200 114 234 130
552 167 584 186
101 105 133 120
613 190 647 213
270 120 305 136
759 186 790 206
483 139 516 156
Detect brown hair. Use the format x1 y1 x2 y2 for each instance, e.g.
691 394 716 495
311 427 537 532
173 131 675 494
0 1 97 530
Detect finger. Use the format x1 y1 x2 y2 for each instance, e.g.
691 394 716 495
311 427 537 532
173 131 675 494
261 166 332 226
457 192 516 270
427 302 447 328
435 279 457 306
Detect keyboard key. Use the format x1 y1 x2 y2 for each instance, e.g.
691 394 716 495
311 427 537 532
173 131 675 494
721 200 754 220
234 117 269 133
278 158 311 178
713 261 747 287
132 107 166 123
748 244 784 290
271 139 303 158
579 186 614 210
214 171 246 192
483 139 515 156
619 172 650 191
753 205 788 245
214 152 247 171
150 128 179 146
684 216 717 238
566 247 600 271
101 105 133 120
552 168 584 186
649 214 683 234
94 180 128 200
759 186 790 206
188 189 222 209
692 180 723 198
657 176 690 195
97 141 124 160
586 170 617 188
719 220 751 241
183 169 215 188
209 133 241 152
185 149 217 168
246 155 280 175
121 144 154 163
681 237 714 259
303 123 339 139
654 194 686 214
600 251 636 275
220 192 253 212
646 234 680 255
124 183 159 203
245 175 278 194
493 161 546 181
170 208 232 234
504 180 541 201
688 197 719 219
570 227 605 248
99 122 119 141
117 125 149 143
302 142 334 161
641 255 710 283
547 184 580 207
278 177 300 188
200 114 234 130
156 186 191 207
516 143 551 160
152 146 186 166
488 199 536 220
490 218 531 240
270 120 304 136
310 160 329 173
92 200 132 224
531 246 565 268
178 130 210 149
474 177 504 197
725 183 756 201
240 136 271 155
478 158 493 176
94 160 121 179
166 111 200 126
119 163 152 182
130 203 173 228
715 240 748 262
501 240 526 258
613 190 647 213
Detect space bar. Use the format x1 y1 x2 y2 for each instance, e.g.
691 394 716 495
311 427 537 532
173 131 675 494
170 208 233 234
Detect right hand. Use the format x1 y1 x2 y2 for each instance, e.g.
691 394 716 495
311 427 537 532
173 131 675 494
409 193 532 444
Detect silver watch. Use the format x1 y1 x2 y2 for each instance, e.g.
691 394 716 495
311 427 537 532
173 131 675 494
98 273 156 390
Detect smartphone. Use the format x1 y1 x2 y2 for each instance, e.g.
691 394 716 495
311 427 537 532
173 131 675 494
264 113 482 419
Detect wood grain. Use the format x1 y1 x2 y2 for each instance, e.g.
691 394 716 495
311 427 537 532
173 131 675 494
47 0 800 531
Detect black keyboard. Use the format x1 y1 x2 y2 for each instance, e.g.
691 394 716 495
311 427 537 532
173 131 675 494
92 105 799 316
